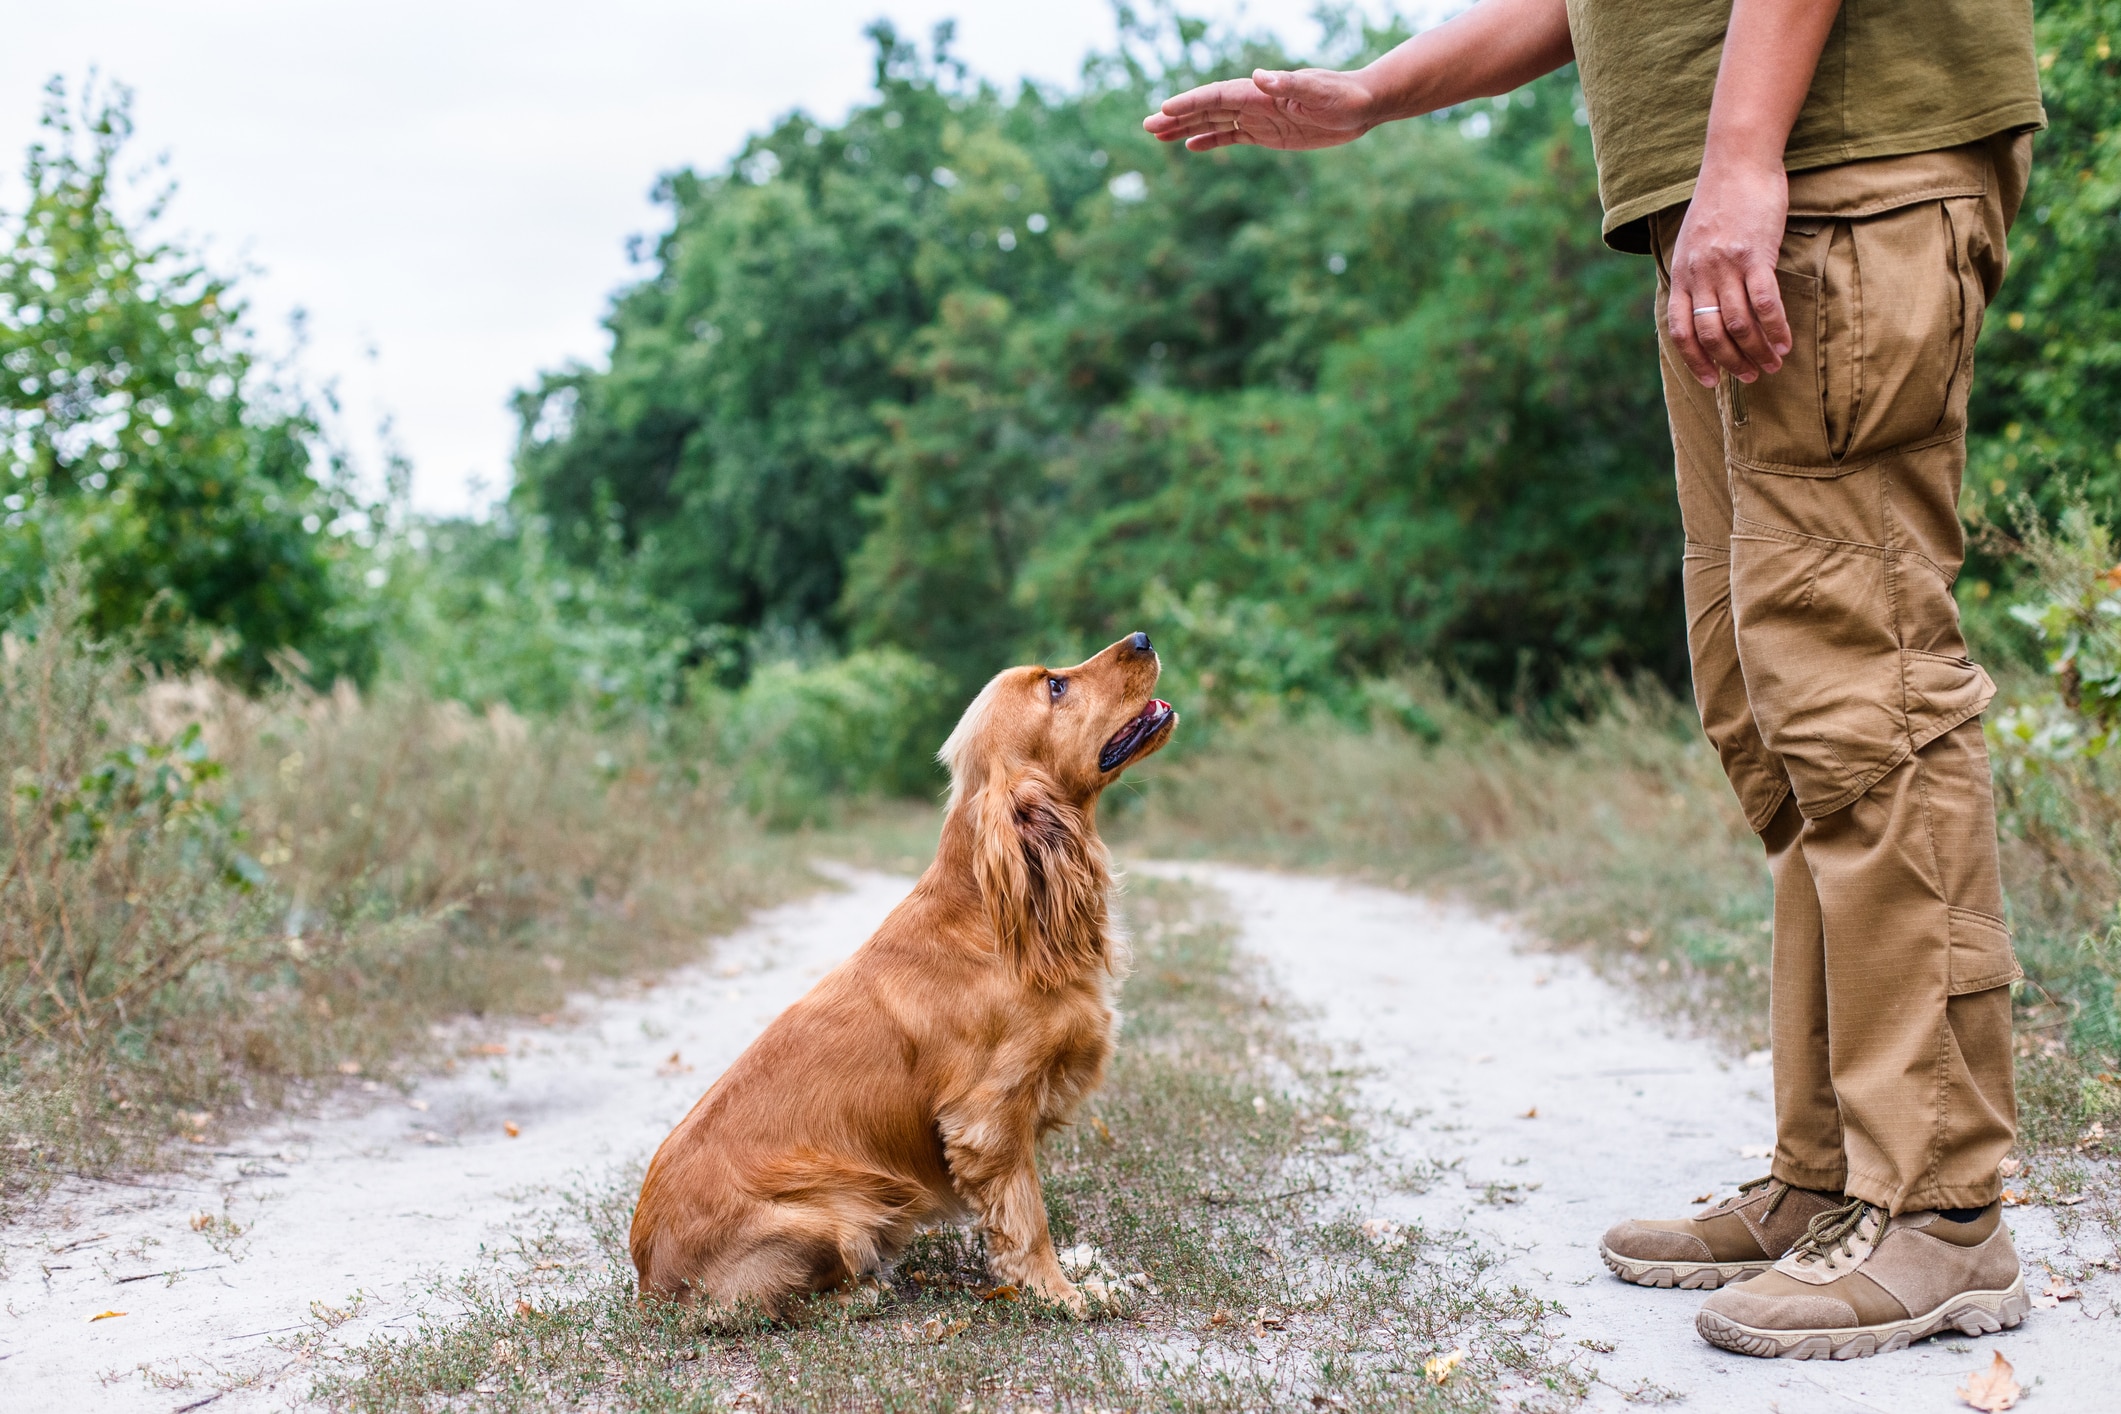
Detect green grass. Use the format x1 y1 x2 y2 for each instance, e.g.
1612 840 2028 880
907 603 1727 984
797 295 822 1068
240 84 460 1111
307 878 1584 1413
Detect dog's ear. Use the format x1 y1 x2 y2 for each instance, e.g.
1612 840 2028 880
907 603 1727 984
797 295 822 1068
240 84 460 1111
971 771 1110 989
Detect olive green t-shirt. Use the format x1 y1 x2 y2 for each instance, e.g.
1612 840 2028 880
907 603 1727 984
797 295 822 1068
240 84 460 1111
1566 0 2046 252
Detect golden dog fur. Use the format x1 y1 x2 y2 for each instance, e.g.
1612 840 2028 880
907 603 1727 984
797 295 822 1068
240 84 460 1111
630 633 1176 1318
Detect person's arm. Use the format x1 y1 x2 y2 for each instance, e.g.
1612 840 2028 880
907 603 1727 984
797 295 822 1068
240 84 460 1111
1142 0 1573 153
1666 0 1843 387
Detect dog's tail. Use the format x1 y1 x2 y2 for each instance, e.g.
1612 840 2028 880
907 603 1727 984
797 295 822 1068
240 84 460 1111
753 1148 935 1278
633 1148 935 1311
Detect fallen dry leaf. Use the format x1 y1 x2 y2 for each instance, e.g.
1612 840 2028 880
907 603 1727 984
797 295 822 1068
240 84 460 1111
1958 1349 2020 1411
1423 1347 1467 1385
1519 1106 1539 1120
1690 1193 1716 1204
1255 1307 1287 1332
336 1060 362 1076
1090 1114 1115 1145
2001 1189 2029 1207
977 1284 1019 1302
89 1310 127 1322
916 1314 969 1344
1207 1309 1231 1328
2044 1275 2082 1302
473 1043 509 1057
656 1051 693 1077
514 1299 539 1319
1999 1156 2023 1178
503 1121 521 1138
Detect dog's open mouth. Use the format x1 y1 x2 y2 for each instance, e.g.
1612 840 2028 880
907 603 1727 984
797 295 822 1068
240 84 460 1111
1099 699 1175 772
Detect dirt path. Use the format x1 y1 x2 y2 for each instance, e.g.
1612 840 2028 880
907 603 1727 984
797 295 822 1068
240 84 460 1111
0 867 914 1412
1142 862 2118 1414
6 862 2115 1412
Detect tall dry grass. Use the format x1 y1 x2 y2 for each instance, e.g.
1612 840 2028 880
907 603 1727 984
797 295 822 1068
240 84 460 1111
2 585 807 1217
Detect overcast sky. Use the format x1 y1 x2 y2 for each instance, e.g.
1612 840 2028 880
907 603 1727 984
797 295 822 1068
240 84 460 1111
0 1 1361 516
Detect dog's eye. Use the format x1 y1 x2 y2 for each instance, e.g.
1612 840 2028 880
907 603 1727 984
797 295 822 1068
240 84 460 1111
1047 676 1067 702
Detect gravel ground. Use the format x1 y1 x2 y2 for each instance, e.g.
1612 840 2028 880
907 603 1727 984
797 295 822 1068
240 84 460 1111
0 867 913 1412
1140 862 2119 1413
6 859 2113 1412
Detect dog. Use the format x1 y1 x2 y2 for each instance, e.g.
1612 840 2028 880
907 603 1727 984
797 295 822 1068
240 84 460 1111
629 631 1176 1320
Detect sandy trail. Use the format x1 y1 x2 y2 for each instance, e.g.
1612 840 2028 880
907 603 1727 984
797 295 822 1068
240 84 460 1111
6 861 2115 1412
0 867 913 1412
1143 862 2118 1414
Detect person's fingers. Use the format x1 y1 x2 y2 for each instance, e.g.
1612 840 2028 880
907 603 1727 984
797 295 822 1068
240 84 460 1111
1666 276 1721 389
1154 77 1259 122
1744 260 1793 366
1690 281 1758 383
1708 270 1775 381
1184 130 1243 152
1156 109 1245 136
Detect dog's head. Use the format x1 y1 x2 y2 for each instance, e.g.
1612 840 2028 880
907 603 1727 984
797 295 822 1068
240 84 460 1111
939 632 1176 987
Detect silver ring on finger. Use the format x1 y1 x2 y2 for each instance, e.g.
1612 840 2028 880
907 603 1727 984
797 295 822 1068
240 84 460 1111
1692 306 1721 316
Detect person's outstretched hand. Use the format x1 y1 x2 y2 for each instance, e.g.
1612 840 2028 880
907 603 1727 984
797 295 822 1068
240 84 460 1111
1143 68 1382 151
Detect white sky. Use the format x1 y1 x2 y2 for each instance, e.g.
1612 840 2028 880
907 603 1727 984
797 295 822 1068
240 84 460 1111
0 1 1352 516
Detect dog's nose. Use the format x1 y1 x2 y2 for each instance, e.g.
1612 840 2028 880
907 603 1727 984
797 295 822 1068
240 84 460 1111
1129 631 1151 653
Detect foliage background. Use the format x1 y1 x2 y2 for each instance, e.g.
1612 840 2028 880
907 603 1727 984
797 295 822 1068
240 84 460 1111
4 4 2121 1193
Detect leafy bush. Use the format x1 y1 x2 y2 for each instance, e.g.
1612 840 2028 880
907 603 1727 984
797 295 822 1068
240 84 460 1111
698 648 949 827
374 513 717 717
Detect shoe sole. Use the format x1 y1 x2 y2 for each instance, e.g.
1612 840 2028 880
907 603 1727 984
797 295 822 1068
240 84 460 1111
1598 1242 1770 1291
1695 1274 2029 1359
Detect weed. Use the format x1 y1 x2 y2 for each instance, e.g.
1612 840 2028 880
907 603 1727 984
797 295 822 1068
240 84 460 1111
1 589 815 1217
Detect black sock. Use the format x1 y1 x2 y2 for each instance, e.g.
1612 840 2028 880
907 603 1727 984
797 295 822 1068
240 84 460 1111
1937 1205 1986 1222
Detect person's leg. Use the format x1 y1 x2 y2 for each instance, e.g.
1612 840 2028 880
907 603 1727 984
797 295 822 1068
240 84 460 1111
1717 177 2020 1212
1760 797 1846 1191
1595 210 1848 1291
1800 720 2016 1210
1696 140 2033 1357
1653 206 1847 1185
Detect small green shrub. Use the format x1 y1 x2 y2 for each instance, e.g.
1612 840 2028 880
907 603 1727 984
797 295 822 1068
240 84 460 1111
700 648 948 827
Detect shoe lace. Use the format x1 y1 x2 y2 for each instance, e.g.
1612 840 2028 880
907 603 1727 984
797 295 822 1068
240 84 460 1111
1788 1197 1876 1264
1734 1174 1789 1221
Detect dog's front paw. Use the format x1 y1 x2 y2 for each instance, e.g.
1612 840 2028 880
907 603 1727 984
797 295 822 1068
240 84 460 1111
1028 1274 1089 1319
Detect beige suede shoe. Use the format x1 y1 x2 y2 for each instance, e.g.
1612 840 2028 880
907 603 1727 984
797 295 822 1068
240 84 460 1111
1695 1199 2028 1359
1599 1177 1845 1289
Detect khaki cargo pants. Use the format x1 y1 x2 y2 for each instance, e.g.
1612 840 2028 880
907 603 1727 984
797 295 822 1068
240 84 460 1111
1651 136 2031 1215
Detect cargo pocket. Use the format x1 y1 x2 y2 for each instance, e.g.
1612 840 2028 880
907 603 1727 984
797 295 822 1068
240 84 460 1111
1728 263 1833 471
1902 648 1996 749
1836 204 1969 458
1729 526 1907 815
1947 908 2019 996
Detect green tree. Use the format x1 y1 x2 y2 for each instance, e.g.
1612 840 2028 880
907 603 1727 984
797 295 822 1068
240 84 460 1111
0 78 366 684
1965 2 2121 520
512 14 1684 706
